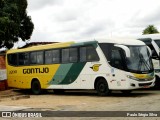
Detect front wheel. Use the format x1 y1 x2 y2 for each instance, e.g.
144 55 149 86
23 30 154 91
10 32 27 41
31 80 41 95
95 79 110 96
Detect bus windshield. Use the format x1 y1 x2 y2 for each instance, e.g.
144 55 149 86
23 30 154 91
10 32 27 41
154 39 160 48
126 46 154 73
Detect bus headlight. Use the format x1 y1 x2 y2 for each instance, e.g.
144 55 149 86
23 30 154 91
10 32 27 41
127 75 154 81
127 75 139 80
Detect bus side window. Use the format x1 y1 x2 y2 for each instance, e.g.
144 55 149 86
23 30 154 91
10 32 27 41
37 51 44 64
45 49 60 64
80 46 99 62
62 48 69 63
87 46 99 61
80 47 86 62
69 48 78 63
18 53 29 65
52 49 60 63
62 48 78 63
45 50 52 64
111 49 124 70
8 54 17 66
30 52 37 64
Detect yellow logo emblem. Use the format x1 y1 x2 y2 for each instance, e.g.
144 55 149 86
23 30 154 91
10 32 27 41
90 64 101 72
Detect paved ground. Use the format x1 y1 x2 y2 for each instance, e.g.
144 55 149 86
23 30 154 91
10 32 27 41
0 89 160 120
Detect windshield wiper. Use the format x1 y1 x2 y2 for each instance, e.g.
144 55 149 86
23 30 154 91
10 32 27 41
138 49 151 71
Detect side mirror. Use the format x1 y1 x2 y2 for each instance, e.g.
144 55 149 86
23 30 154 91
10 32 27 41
147 46 152 57
114 45 131 58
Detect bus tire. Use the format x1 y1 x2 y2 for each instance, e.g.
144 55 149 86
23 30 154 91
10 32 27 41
153 76 160 90
95 78 110 96
121 90 132 95
31 80 41 95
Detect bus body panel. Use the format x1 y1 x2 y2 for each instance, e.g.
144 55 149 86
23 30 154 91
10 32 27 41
6 39 155 92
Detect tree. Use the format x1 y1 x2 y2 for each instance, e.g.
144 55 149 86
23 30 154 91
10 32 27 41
0 0 34 49
142 25 159 35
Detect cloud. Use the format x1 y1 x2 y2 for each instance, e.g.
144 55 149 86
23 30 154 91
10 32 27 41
26 0 160 43
80 20 115 37
27 0 63 11
137 9 160 28
53 10 78 22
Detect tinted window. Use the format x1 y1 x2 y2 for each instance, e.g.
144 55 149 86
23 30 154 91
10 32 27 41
80 47 86 62
8 54 17 65
69 48 78 62
99 43 113 62
111 49 124 70
45 49 60 64
62 48 69 63
18 53 29 65
30 52 37 64
138 38 159 59
138 38 152 46
80 46 99 62
62 48 78 63
45 50 52 64
37 51 43 64
52 50 60 63
30 51 43 64
154 39 160 48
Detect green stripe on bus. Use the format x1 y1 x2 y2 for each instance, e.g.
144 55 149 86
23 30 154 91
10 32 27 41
48 62 86 85
59 62 86 84
48 63 73 85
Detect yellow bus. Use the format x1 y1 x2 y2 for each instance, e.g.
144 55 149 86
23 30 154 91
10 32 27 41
6 39 155 96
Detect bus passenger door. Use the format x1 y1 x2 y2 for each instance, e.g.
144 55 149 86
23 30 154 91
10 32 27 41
109 48 127 89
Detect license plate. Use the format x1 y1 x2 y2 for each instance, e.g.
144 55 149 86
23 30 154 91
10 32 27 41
143 86 150 88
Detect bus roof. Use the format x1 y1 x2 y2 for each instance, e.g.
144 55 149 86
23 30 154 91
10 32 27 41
135 33 160 40
7 41 75 53
96 38 145 45
7 38 145 54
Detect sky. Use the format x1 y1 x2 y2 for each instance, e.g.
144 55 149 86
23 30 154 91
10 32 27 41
25 0 160 44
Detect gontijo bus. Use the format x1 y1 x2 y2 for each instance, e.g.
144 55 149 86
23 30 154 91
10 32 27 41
135 34 160 88
6 38 155 96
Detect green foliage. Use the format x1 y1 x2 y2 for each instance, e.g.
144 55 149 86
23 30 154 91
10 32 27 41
142 25 159 35
0 0 34 49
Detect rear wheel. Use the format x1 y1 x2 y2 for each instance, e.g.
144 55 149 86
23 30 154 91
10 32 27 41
31 80 41 95
95 78 110 96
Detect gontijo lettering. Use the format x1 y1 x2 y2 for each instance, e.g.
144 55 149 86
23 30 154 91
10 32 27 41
23 67 49 74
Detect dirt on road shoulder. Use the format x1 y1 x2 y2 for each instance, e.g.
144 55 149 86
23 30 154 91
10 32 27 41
0 89 159 111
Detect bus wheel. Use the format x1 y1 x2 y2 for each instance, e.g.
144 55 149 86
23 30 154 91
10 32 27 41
153 76 160 90
95 79 110 96
31 80 41 95
121 90 132 95
53 89 65 94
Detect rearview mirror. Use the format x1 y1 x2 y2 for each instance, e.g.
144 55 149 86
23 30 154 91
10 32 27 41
147 46 152 57
114 44 131 58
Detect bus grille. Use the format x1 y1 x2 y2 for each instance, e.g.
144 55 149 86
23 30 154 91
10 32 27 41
139 82 152 87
